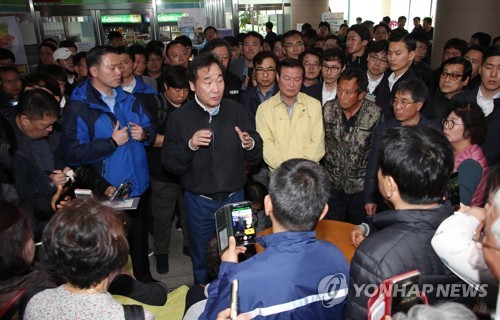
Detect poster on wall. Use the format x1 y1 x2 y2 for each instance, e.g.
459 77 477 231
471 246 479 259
322 12 344 32
0 16 28 74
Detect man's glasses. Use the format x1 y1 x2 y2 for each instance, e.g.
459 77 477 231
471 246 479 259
321 64 341 73
442 119 464 130
391 98 416 108
283 42 304 48
369 54 388 65
255 68 276 75
440 71 463 81
0 78 21 86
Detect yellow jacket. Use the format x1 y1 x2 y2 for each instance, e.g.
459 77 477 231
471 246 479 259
256 92 325 172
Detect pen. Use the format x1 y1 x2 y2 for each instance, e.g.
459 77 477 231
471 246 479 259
44 170 57 175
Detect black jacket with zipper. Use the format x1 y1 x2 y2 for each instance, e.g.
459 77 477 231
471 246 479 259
162 98 262 195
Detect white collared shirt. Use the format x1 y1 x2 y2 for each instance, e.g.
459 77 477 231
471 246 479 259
122 77 137 94
367 71 383 95
322 83 337 106
388 72 404 92
477 87 500 117
60 96 66 109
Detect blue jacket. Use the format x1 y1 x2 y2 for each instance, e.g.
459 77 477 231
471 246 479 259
59 80 156 196
201 231 349 319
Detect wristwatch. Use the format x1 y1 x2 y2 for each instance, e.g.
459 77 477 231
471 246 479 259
143 132 151 141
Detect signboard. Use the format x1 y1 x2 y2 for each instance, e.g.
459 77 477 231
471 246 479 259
158 13 187 23
76 42 95 52
1 0 30 13
322 12 344 32
178 16 195 28
0 16 28 75
101 15 142 24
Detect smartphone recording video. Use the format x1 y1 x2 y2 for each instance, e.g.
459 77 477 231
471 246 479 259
231 202 255 246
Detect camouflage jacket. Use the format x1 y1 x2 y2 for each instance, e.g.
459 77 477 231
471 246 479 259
323 98 382 194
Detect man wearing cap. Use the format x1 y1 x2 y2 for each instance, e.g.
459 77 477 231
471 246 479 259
53 47 77 96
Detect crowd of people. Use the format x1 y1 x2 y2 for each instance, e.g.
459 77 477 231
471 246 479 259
0 13 499 320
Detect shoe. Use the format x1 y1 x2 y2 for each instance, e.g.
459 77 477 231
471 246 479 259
148 249 154 257
155 254 169 274
175 219 182 231
183 247 191 257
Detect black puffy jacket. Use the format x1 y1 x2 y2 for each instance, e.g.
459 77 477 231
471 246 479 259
346 205 465 319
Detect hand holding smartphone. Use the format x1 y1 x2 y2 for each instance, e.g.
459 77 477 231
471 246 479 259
367 270 427 320
215 201 256 255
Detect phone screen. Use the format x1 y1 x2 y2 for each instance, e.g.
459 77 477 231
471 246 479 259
231 203 255 246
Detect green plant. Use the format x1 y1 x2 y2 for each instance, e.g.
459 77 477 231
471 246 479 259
239 10 260 30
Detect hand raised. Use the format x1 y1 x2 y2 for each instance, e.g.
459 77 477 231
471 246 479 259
111 120 129 146
190 129 212 149
234 126 253 150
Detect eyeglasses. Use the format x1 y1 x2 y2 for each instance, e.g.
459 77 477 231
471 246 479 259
283 42 304 48
369 54 388 65
442 119 464 130
303 62 320 68
391 98 416 108
255 67 276 75
0 78 21 86
440 70 464 81
321 64 341 73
